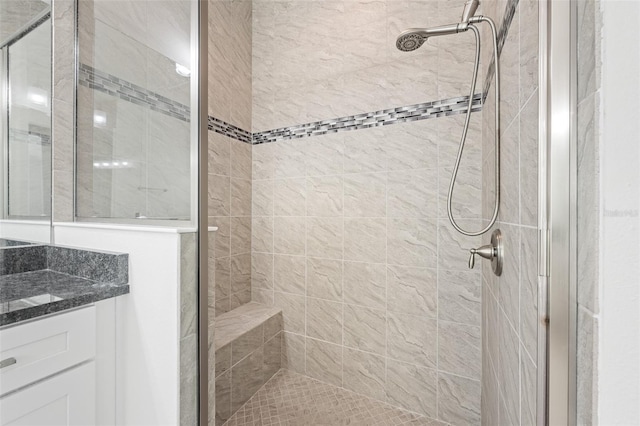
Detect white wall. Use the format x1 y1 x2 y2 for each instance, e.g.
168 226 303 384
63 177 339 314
53 223 193 425
597 0 640 423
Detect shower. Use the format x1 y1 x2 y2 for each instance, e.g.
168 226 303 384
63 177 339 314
396 0 501 238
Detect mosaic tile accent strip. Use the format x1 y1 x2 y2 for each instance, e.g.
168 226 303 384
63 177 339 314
79 65 484 146
78 63 191 122
208 116 252 144
483 0 520 95
252 94 483 145
9 128 51 145
224 369 446 426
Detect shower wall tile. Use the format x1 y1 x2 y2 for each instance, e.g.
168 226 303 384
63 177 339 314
343 261 386 310
437 372 481 426
274 255 305 296
386 265 437 318
385 360 438 418
342 348 386 401
481 0 540 424
343 304 386 355
305 338 343 387
438 321 481 380
306 257 342 302
249 1 494 422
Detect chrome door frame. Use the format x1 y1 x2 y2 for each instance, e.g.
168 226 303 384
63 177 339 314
541 0 578 424
195 0 209 425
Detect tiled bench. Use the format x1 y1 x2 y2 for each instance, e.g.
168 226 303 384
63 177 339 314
214 302 283 426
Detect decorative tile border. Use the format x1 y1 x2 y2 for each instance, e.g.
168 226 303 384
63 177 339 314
78 63 191 122
483 0 520 95
207 116 252 144
252 94 483 145
9 128 51 145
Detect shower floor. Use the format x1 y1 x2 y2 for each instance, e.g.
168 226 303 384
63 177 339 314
223 369 447 426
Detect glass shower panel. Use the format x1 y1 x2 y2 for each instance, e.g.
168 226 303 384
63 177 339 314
5 22 51 219
76 0 194 221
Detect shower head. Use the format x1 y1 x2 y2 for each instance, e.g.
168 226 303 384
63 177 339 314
395 24 464 52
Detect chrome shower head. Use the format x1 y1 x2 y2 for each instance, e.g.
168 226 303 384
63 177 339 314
395 24 464 52
395 30 427 52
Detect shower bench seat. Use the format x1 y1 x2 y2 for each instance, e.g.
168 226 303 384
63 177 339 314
213 302 283 426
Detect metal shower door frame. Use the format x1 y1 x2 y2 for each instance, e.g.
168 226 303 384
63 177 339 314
540 0 578 424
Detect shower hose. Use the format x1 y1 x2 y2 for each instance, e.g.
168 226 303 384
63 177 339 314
447 16 500 237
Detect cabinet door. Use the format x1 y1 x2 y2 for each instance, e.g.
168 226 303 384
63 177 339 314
0 362 95 426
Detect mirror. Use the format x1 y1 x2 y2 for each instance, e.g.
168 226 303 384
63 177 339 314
0 0 52 245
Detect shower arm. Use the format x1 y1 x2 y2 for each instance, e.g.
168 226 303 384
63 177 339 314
446 16 500 237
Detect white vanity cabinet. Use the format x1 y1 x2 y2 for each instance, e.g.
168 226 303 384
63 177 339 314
0 306 97 426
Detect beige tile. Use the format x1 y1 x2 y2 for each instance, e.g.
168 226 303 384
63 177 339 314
387 311 437 368
306 338 342 387
521 345 537 426
343 348 386 401
274 254 306 295
344 218 386 263
208 174 230 217
264 313 283 342
264 333 282 380
499 223 521 328
438 321 481 379
224 369 435 425
231 178 252 216
274 139 306 178
210 216 230 259
251 179 273 217
208 131 230 176
251 217 273 253
387 265 437 318
520 92 539 227
306 298 343 345
437 219 481 271
306 176 344 217
251 252 273 291
252 142 274 180
305 133 344 176
438 269 481 326
438 373 481 425
215 343 231 378
343 172 387 217
230 253 251 294
387 218 437 267
273 217 305 255
343 261 386 310
307 257 342 301
231 349 264 414
215 257 231 301
343 304 385 355
388 169 438 218
282 332 306 374
215 369 232 425
232 326 263 365
343 127 387 173
500 119 520 224
274 291 305 334
386 360 437 418
306 217 343 259
274 178 306 216
230 139 252 180
230 217 251 256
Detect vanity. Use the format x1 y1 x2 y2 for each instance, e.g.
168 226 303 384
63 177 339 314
0 243 129 425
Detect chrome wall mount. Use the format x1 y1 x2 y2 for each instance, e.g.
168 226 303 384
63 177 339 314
468 229 503 276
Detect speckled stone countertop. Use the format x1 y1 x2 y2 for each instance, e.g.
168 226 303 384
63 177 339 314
0 245 129 326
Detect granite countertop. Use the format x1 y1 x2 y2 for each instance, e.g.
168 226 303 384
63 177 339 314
0 245 129 326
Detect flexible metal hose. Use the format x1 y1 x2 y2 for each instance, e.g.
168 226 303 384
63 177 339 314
447 16 500 236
